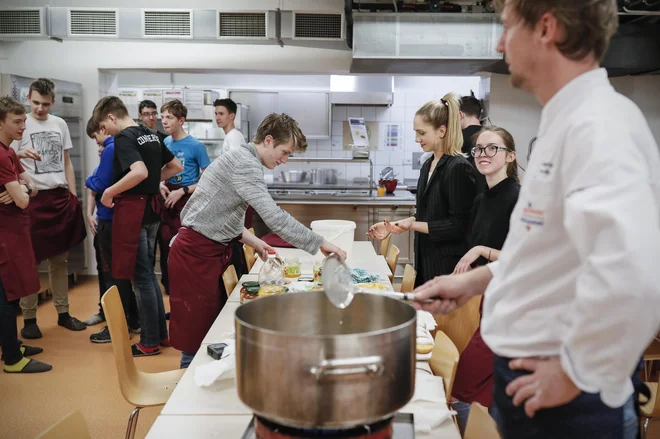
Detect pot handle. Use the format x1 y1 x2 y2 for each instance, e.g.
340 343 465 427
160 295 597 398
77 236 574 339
309 356 384 381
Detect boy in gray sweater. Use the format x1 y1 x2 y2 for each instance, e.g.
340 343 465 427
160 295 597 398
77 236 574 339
168 113 346 367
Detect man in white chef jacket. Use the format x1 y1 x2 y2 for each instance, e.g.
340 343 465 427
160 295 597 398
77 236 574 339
414 0 660 438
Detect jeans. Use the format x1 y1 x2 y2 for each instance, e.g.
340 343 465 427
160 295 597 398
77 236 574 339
493 355 637 439
452 400 501 437
180 351 195 369
156 226 169 294
95 220 139 328
0 277 22 366
132 223 168 348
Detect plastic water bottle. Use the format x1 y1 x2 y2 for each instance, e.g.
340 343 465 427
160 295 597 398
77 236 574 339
258 250 285 286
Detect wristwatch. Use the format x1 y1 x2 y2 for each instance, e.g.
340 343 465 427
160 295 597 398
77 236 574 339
183 186 190 195
24 184 33 195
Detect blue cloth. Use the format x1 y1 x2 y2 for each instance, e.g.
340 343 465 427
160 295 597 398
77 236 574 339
85 136 115 221
164 135 211 186
492 355 636 439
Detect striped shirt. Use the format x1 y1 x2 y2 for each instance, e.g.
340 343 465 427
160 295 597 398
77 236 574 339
180 143 324 254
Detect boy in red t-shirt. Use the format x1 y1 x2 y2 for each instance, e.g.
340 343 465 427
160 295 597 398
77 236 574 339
0 96 51 373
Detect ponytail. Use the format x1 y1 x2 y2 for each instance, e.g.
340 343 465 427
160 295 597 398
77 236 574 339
415 92 463 157
508 158 520 183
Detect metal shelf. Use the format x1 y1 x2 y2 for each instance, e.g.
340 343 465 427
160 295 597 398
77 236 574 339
288 157 371 163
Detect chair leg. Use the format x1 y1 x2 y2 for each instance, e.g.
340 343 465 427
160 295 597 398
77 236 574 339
125 407 141 439
643 417 649 439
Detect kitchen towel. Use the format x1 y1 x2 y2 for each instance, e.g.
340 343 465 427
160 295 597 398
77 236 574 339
193 338 236 387
401 374 457 435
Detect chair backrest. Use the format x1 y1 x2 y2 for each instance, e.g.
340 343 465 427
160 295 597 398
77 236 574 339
429 330 460 397
243 244 256 271
379 234 392 257
387 244 400 275
433 295 482 354
399 264 416 293
222 265 238 298
463 402 502 439
101 286 141 405
36 410 92 439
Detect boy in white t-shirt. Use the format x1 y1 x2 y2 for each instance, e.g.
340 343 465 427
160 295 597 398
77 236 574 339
214 98 246 154
10 78 87 339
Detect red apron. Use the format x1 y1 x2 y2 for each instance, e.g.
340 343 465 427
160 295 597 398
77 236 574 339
0 205 40 301
111 194 155 279
159 182 190 252
451 296 494 406
28 187 86 263
168 227 237 353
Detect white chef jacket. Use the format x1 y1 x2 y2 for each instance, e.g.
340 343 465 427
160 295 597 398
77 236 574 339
481 68 660 408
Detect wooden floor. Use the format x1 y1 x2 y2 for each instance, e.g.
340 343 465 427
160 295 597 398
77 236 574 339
2 277 660 438
0 277 180 439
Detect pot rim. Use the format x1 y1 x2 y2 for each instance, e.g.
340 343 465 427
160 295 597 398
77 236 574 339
234 294 417 340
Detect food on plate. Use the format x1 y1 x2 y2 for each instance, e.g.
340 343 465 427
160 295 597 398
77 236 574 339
356 282 390 291
258 285 287 297
416 337 434 355
416 310 438 355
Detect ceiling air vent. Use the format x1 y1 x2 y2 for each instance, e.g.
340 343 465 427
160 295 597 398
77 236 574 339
294 13 343 40
0 9 43 36
143 10 192 38
69 9 117 37
218 12 267 38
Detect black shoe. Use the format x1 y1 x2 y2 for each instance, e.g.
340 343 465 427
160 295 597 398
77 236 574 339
165 312 170 320
90 327 111 344
131 343 160 357
1 345 42 361
21 324 42 339
58 316 87 331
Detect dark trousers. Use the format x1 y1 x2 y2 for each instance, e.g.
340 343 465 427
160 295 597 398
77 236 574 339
96 220 139 328
493 355 635 439
230 241 249 277
156 226 170 294
0 277 22 366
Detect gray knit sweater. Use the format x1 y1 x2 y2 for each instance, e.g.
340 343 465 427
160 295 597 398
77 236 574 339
180 143 324 254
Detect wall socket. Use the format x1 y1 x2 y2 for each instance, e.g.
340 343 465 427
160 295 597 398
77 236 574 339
412 152 424 170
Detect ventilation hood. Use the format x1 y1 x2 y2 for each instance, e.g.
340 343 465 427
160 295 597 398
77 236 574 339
350 12 504 75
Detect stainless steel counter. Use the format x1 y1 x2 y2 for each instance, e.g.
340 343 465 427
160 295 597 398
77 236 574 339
269 190 416 206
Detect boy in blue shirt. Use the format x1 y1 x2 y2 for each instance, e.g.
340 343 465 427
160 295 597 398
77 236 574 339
158 100 211 296
83 117 140 343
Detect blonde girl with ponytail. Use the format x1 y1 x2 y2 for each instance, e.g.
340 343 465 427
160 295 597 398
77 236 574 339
368 92 478 285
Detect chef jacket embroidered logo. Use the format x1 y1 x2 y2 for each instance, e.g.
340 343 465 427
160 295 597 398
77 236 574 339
521 202 545 230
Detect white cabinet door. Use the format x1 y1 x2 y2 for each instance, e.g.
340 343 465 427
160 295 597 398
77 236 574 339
278 92 330 139
228 91 278 139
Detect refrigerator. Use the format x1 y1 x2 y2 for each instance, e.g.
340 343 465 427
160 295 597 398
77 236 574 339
0 73 87 276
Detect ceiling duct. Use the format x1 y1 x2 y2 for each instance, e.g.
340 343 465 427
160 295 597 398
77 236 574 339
68 9 118 37
0 8 44 38
280 11 349 50
143 10 193 39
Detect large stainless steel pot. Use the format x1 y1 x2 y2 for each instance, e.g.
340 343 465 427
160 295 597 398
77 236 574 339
235 291 416 429
281 170 307 183
310 168 340 185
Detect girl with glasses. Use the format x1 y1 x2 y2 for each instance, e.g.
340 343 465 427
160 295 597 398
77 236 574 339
450 126 520 434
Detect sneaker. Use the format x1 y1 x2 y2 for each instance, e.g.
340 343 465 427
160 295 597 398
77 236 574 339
131 343 160 357
128 326 141 335
21 324 42 339
90 327 111 344
84 314 105 326
160 338 171 348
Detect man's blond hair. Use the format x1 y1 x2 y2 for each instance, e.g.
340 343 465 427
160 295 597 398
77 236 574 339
253 113 307 152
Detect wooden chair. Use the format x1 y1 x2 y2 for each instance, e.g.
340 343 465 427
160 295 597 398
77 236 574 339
399 264 416 293
379 234 391 257
222 265 238 298
429 330 460 397
101 286 185 439
432 295 482 354
243 244 257 272
644 338 660 381
36 410 92 439
386 245 400 282
641 365 660 439
463 402 502 439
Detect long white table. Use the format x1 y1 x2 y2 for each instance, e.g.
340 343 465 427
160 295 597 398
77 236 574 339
149 244 460 439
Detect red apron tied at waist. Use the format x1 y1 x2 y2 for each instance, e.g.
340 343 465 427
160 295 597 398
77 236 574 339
168 227 240 353
111 194 159 279
28 187 86 263
159 182 191 249
0 206 40 301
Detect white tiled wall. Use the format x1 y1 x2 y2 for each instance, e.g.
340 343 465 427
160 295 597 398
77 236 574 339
276 91 437 185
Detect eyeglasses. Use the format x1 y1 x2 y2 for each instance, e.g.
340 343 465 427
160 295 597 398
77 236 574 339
140 112 158 118
471 145 512 158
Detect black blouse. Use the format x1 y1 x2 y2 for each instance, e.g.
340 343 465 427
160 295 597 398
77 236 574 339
470 176 521 266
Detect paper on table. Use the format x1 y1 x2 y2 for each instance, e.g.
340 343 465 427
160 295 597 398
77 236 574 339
193 339 236 387
401 374 457 435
